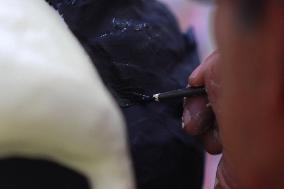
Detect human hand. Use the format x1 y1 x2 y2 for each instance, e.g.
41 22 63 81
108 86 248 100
183 51 237 189
183 51 222 155
183 0 284 188
183 50 284 189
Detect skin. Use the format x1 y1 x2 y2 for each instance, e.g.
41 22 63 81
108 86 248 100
183 0 284 188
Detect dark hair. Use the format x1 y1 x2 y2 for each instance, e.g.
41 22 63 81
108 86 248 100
193 0 265 28
237 0 266 27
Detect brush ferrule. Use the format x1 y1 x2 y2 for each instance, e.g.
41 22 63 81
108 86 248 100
153 94 160 102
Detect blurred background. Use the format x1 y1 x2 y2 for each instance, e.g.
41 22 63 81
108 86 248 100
158 1 221 189
160 0 214 59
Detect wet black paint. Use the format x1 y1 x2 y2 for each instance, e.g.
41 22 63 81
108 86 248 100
46 1 204 189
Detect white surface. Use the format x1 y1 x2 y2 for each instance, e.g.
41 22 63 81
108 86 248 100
0 0 134 188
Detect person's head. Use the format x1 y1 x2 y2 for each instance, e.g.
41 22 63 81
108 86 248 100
212 0 284 103
196 0 284 187
195 0 284 103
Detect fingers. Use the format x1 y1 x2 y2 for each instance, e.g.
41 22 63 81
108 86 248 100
189 51 219 87
183 96 222 154
215 157 237 189
183 50 223 154
199 127 222 155
183 96 214 135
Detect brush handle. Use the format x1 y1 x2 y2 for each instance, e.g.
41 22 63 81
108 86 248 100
154 87 206 102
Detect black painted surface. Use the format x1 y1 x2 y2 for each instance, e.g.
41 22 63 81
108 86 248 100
0 157 90 189
45 1 205 188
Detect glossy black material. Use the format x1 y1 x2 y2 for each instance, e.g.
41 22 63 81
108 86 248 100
47 0 204 188
0 158 90 189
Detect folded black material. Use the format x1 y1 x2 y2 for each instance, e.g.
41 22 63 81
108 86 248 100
47 0 204 188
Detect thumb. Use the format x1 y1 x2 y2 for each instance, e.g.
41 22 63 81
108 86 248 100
215 157 237 189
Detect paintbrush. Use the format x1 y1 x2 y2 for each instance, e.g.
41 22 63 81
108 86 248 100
132 86 207 103
152 86 207 102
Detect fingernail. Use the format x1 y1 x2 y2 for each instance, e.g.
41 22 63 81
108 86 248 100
189 69 199 84
181 121 185 129
182 106 192 128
